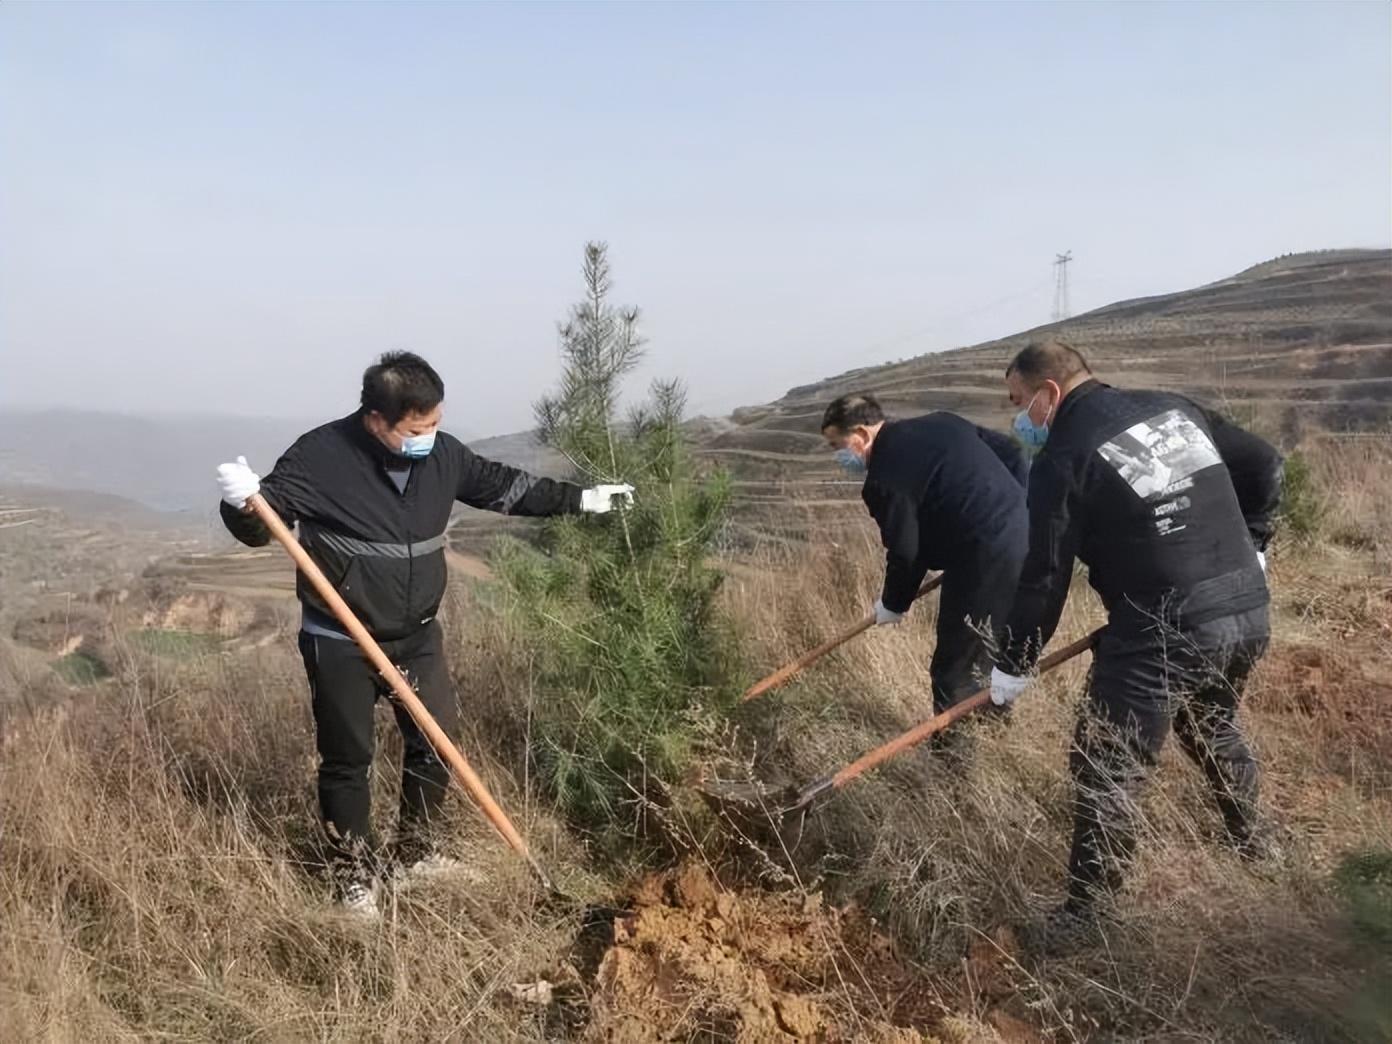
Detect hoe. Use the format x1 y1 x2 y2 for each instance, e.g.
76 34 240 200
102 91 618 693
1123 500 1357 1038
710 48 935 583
741 573 945 702
708 627 1102 825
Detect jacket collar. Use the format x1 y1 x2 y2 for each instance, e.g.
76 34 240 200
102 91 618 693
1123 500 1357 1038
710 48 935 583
1052 378 1103 432
342 410 408 466
866 419 900 475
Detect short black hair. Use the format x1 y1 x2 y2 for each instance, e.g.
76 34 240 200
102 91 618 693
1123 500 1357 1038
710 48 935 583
1005 338 1091 386
821 392 885 433
361 351 445 424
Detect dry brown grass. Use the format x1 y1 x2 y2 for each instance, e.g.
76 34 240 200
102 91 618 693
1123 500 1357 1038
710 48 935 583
0 637 607 1041
1300 435 1392 564
1 439 1389 1041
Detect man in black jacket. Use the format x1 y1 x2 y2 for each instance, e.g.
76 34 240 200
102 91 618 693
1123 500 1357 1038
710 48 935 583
215 352 633 916
990 340 1282 947
822 393 1028 721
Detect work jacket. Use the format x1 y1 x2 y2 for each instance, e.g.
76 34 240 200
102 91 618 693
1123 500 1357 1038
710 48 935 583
999 380 1282 672
221 411 581 640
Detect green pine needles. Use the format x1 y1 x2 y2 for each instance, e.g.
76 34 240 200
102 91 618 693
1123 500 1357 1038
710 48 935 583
493 243 737 848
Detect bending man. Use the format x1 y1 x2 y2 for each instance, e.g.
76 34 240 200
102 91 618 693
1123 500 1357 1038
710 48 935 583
822 392 1028 722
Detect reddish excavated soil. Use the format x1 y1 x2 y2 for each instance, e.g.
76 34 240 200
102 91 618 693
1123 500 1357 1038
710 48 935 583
583 862 1038 1043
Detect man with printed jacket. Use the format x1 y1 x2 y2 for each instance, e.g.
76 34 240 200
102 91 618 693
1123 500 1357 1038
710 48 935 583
990 339 1282 950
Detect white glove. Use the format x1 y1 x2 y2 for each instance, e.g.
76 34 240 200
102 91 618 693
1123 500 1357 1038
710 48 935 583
990 667 1032 707
872 599 904 626
580 483 635 515
216 455 260 509
1256 550 1267 575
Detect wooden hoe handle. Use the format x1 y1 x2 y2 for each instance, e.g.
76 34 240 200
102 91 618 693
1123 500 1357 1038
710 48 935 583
789 628 1103 811
741 573 945 703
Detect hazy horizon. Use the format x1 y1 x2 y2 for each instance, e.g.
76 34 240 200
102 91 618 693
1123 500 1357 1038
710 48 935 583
6 246 1386 434
4 3 1389 437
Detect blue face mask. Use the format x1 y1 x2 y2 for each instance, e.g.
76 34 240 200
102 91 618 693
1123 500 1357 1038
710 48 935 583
399 431 436 459
834 447 867 476
1012 393 1052 450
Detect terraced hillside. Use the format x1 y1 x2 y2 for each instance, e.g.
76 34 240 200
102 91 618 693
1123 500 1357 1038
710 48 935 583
344 249 1392 559
704 248 1392 547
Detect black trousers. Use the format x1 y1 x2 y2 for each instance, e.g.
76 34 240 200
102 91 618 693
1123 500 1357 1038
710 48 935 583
1066 606 1269 905
930 533 1027 713
297 621 458 872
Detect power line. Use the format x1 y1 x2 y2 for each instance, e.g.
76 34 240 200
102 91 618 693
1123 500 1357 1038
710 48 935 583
850 276 1055 360
1052 251 1073 321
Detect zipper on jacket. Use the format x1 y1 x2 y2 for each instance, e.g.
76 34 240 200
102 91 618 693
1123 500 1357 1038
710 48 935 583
377 458 416 636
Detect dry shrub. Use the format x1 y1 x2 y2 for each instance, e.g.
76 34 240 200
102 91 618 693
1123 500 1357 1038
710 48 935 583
1286 436 1392 561
0 635 65 719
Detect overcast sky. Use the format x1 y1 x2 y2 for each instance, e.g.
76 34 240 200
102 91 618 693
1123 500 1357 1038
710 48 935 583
3 2 1388 439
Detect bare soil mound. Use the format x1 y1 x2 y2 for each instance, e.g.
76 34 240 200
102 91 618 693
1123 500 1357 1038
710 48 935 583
584 862 1035 1043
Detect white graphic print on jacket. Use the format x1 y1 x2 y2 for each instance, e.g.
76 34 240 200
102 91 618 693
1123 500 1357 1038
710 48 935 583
1096 409 1223 536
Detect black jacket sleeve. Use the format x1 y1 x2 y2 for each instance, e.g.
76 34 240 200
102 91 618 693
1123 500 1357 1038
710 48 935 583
455 444 583 516
864 480 930 614
1197 407 1283 550
218 442 315 547
976 425 1030 487
998 453 1081 674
